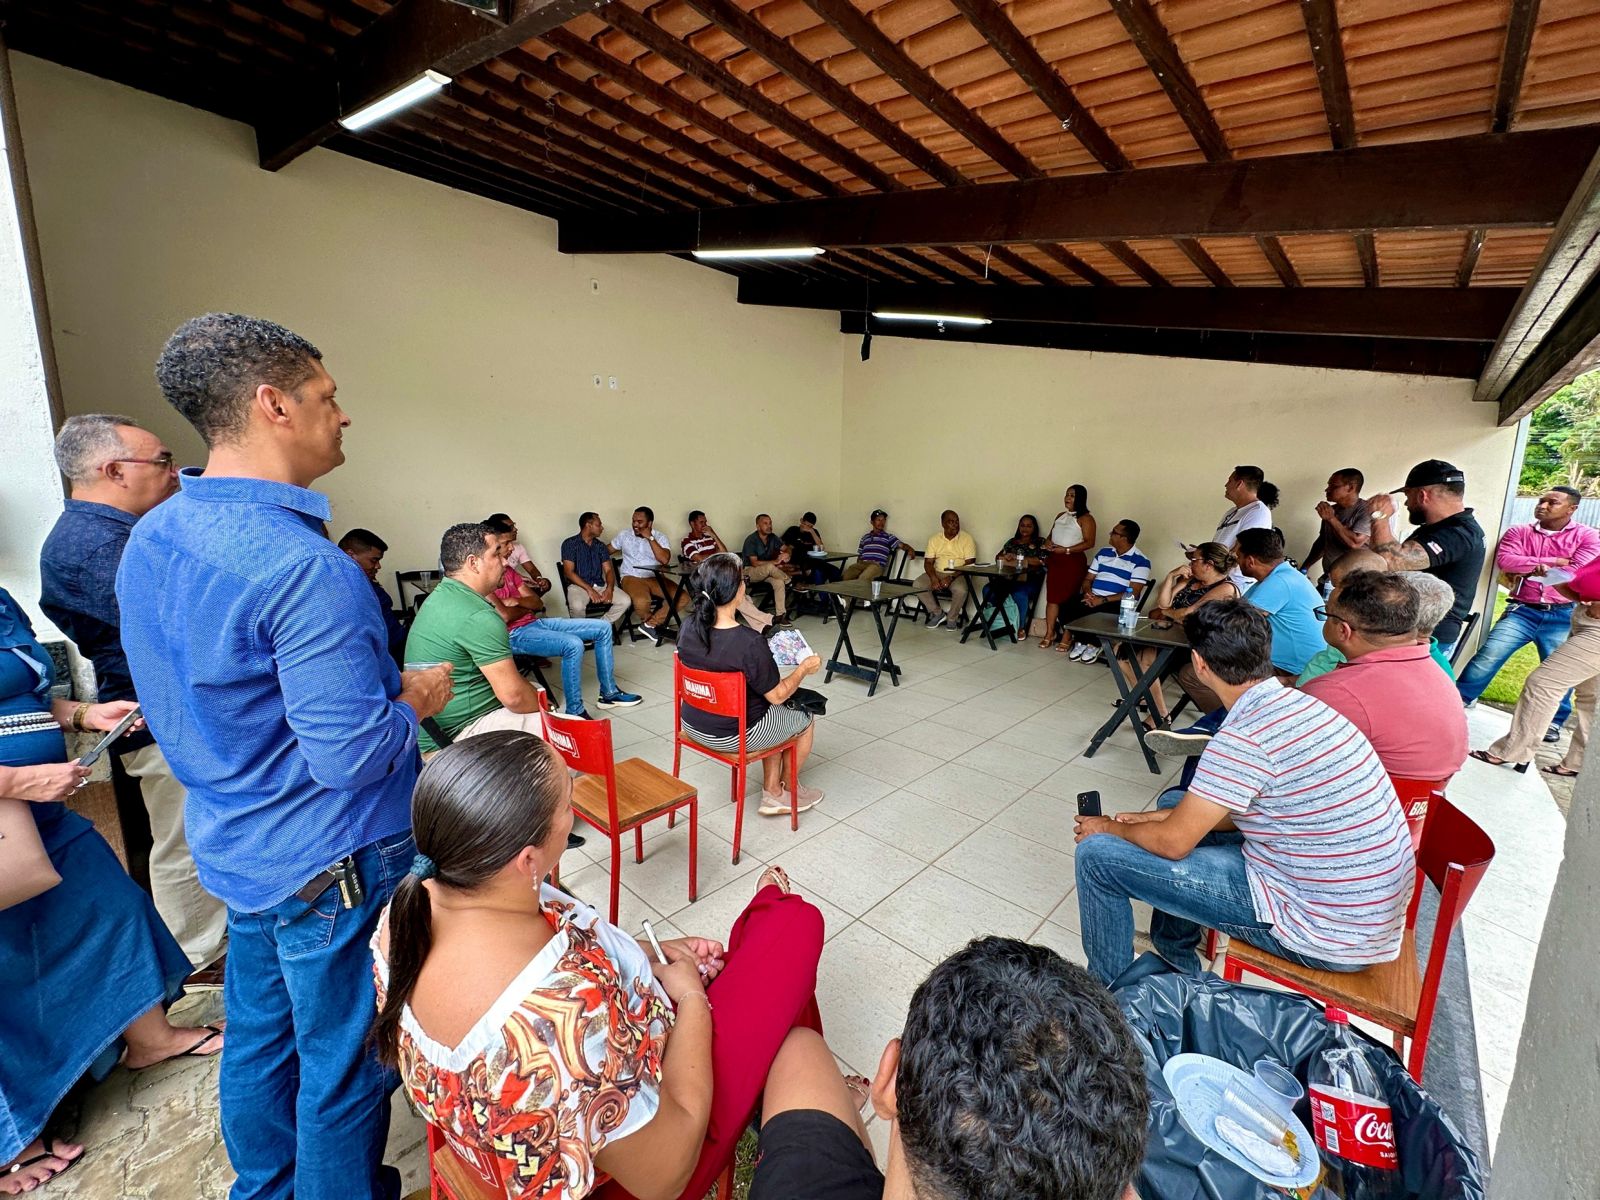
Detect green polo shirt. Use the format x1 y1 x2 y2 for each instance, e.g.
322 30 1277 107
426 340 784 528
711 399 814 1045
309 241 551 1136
403 576 512 750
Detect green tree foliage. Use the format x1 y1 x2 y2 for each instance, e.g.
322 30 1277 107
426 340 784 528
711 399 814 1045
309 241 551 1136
1520 368 1600 495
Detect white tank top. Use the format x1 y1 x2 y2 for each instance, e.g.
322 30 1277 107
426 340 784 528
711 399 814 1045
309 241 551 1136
1051 512 1082 548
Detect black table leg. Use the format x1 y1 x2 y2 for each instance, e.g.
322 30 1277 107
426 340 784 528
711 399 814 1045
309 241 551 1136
1083 644 1177 773
824 593 857 684
867 601 906 695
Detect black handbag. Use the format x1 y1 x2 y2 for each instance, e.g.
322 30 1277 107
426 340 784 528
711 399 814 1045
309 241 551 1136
788 687 828 717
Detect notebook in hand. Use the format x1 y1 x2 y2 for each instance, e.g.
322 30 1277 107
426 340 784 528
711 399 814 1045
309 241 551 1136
767 628 815 668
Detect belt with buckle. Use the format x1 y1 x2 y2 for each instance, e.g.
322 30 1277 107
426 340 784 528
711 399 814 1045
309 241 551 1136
1510 599 1563 611
294 855 364 908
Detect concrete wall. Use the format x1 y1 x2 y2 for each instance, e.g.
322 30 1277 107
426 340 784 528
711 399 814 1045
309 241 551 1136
838 336 1520 588
7 54 843 597
1489 767 1599 1198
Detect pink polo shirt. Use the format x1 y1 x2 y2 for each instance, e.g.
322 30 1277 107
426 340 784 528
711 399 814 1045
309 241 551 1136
1496 521 1600 604
1300 643 1468 782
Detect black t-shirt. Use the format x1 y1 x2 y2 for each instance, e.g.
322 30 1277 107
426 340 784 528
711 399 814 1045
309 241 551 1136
783 525 823 553
1405 507 1486 645
676 620 779 738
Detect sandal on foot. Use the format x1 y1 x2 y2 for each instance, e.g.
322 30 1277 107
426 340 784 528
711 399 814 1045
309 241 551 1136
4 1142 84 1191
1542 764 1581 778
126 1024 224 1070
1038 635 1057 649
1468 750 1529 773
758 866 793 895
843 1074 872 1116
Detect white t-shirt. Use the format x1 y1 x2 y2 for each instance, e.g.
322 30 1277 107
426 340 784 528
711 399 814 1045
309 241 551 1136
611 529 669 579
1050 512 1082 548
1213 499 1272 590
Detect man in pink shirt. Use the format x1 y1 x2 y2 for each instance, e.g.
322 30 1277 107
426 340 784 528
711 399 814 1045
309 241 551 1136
1455 486 1599 740
1302 571 1468 782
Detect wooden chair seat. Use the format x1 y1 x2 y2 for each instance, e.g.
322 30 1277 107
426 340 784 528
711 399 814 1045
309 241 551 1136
572 758 696 830
1223 929 1421 1034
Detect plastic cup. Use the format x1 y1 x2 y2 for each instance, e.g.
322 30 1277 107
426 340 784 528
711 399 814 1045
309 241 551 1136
405 661 446 673
871 579 883 599
1251 1058 1303 1120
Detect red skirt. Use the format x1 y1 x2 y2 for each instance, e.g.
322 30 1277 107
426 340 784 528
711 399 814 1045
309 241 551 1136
1046 549 1088 604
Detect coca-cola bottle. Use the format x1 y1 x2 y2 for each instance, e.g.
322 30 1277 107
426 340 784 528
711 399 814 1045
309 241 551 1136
1307 1006 1403 1199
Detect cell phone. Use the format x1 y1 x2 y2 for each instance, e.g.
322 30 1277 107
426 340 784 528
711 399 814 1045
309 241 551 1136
1076 790 1103 819
76 706 143 769
640 919 670 966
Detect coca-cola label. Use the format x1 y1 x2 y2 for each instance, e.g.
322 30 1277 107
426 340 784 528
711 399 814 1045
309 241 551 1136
1308 1084 1398 1171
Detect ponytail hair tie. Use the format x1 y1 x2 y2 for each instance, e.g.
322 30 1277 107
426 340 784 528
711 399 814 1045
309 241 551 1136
700 589 712 600
409 853 437 881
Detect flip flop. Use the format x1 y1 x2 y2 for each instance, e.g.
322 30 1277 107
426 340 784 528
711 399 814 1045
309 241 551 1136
758 865 793 895
1541 764 1581 778
4 1143 84 1190
126 1024 224 1070
843 1074 872 1116
1468 749 1529 774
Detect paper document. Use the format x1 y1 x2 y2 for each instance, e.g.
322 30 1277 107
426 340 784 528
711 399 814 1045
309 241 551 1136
768 628 815 668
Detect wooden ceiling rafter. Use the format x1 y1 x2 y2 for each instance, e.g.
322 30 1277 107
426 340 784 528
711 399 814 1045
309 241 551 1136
1106 0 1295 288
1175 238 1233 288
1457 0 1542 288
1299 0 1378 288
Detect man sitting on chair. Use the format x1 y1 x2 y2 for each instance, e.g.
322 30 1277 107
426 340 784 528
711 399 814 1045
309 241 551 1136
742 513 794 626
918 509 977 630
1055 519 1151 664
561 511 630 629
841 509 904 583
1074 599 1413 986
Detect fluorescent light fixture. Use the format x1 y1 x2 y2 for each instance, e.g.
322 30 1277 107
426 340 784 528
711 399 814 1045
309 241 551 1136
872 310 992 326
339 70 451 132
691 246 825 260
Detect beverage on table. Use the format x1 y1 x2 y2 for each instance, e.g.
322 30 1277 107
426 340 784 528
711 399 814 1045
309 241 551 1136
1307 1007 1401 1199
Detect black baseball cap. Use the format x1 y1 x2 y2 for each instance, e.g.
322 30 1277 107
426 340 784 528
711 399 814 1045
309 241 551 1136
871 508 888 518
1392 459 1465 492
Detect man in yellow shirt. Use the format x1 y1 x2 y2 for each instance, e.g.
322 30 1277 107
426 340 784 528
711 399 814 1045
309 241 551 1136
921 509 978 629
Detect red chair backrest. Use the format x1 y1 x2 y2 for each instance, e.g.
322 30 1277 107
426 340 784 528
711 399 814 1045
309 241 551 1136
1414 791 1495 910
674 654 749 724
536 694 621 831
1389 776 1445 851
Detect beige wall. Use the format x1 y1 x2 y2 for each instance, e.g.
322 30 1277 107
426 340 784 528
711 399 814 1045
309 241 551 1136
839 337 1519 595
9 55 843 599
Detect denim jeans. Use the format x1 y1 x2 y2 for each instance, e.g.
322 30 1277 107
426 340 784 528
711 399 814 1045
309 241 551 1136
509 617 622 713
221 830 414 1200
1455 601 1575 725
1074 788 1355 985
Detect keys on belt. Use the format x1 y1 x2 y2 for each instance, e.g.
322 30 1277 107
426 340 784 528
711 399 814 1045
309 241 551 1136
294 855 364 909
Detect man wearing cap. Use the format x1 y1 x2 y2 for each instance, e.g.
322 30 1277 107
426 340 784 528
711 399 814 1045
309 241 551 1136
841 509 904 583
1367 460 1486 655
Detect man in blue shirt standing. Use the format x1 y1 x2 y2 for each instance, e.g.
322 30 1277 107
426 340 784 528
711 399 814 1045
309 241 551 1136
118 314 453 1200
39 413 227 975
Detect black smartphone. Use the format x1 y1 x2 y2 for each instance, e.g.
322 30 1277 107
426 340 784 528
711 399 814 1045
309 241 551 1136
1076 790 1102 818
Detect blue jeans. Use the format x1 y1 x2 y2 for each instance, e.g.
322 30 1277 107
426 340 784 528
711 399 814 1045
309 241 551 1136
1456 602 1575 725
221 831 414 1200
509 617 622 713
1074 789 1356 985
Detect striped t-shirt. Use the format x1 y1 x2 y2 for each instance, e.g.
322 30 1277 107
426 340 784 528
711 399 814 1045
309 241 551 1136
1189 679 1414 966
1088 545 1152 597
856 530 901 566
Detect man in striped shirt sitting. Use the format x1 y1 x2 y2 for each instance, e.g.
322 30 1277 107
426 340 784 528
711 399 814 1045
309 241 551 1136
1056 519 1152 663
1073 599 1414 986
841 508 904 582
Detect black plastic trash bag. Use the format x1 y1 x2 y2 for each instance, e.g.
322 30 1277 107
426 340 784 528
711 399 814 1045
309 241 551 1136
1110 953 1485 1200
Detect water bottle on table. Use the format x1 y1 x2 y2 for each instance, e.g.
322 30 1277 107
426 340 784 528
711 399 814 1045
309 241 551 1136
1118 591 1138 631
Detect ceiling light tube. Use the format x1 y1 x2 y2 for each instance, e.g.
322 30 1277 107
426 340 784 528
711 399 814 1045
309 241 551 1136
339 70 451 132
872 311 992 326
691 246 825 260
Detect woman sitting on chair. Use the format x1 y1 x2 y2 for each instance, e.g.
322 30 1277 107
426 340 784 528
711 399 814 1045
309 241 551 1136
372 731 829 1200
677 554 823 817
982 514 1046 635
1114 542 1239 728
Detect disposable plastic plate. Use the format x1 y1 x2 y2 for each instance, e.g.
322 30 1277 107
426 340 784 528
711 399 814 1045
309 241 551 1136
1162 1053 1322 1191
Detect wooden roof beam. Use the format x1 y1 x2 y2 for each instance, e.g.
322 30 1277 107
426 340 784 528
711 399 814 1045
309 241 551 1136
737 279 1517 341
1481 149 1600 423
1175 238 1233 287
1459 0 1541 286
256 0 607 170
558 128 1600 253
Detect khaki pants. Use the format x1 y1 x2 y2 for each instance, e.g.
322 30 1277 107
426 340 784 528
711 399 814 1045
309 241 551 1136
1176 661 1223 715
457 705 545 739
921 574 970 623
744 562 789 616
566 582 629 628
1490 610 1600 767
841 561 883 583
118 741 228 967
620 575 689 627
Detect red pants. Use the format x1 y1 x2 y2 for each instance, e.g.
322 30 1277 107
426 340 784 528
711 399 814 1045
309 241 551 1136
598 884 825 1200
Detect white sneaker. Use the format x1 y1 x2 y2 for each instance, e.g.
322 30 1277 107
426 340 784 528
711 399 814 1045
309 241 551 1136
1068 642 1089 661
1079 646 1102 665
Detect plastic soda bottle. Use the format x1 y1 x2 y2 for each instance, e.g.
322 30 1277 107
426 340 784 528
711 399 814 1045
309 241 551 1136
1307 1006 1402 1199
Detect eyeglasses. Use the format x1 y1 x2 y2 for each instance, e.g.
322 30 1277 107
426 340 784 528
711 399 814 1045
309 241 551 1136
1314 605 1334 621
110 453 177 470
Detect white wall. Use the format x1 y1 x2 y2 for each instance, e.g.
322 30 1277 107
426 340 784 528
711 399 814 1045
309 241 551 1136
839 337 1519 587
8 55 843 596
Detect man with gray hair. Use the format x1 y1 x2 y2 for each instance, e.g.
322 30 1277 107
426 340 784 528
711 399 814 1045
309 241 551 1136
117 314 454 1200
39 414 227 976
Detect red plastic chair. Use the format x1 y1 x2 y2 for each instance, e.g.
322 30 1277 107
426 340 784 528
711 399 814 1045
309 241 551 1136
672 653 802 865
429 1121 736 1200
1220 792 1495 1081
538 693 698 925
1390 775 1446 850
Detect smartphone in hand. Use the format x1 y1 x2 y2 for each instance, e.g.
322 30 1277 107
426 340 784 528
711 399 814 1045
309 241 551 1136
1076 790 1102 819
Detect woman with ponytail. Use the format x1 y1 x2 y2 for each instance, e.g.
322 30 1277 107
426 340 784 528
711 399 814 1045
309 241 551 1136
677 554 823 817
373 730 828 1200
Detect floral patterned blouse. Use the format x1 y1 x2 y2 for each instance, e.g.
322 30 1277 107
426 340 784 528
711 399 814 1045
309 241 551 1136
374 884 675 1200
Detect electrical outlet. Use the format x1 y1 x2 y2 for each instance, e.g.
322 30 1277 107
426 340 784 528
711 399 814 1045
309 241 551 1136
608 376 619 390
592 374 602 388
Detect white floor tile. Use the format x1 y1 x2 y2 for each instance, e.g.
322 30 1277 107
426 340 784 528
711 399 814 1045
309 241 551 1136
1033 761 1168 810
813 921 933 1079
831 703 917 739
697 791 838 864
809 719 875 761
902 760 1030 817
834 741 939 788
886 718 990 761
936 824 1076 916
780 824 926 916
844 790 983 863
791 759 898 820
556 862 662 931
863 866 1038 963
664 867 850 948
950 741 1059 789
1030 921 1088 968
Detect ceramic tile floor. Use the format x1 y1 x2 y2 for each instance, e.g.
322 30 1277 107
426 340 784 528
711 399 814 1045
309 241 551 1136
48 612 1561 1194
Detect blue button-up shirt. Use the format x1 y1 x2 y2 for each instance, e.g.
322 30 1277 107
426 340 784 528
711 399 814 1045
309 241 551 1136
39 499 154 751
116 469 419 912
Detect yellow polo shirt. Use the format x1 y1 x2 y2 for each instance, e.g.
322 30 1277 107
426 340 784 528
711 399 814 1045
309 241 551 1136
925 531 977 571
